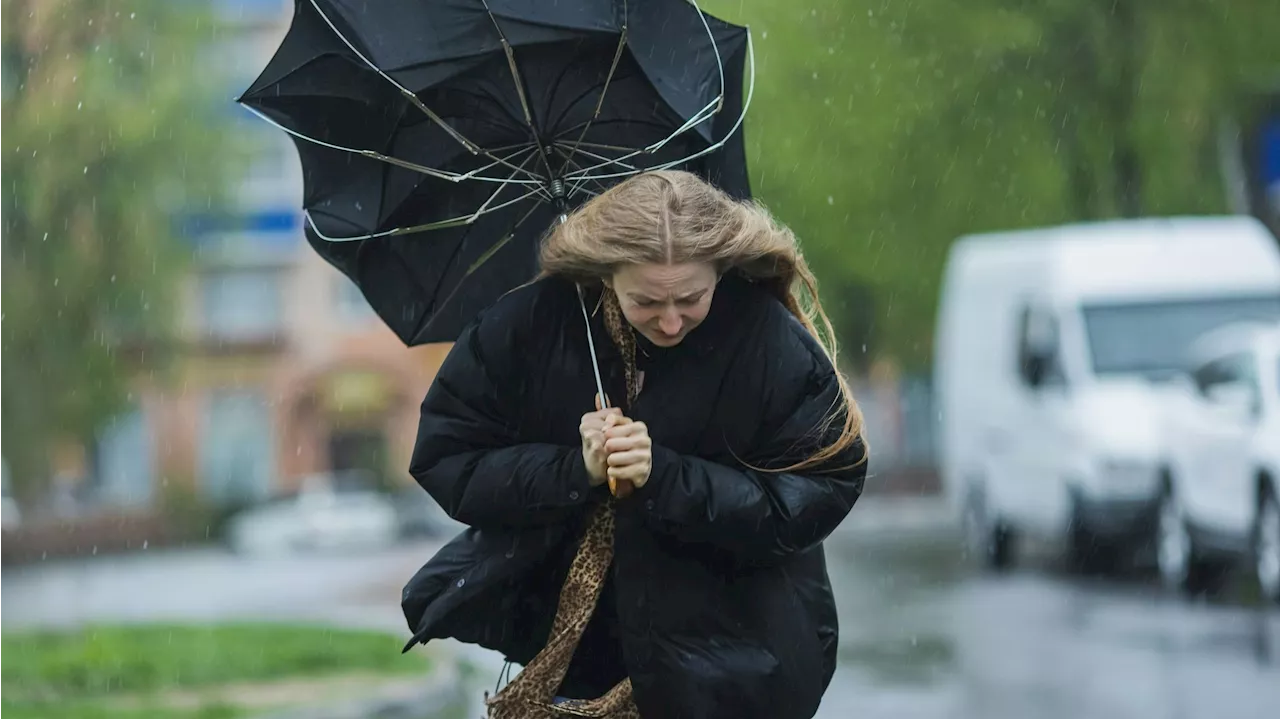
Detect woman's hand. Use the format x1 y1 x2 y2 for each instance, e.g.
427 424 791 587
580 403 623 488
604 420 652 490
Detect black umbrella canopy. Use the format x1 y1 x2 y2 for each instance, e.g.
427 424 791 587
239 0 753 345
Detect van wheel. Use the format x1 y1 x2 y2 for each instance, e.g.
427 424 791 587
1253 486 1280 604
963 488 1016 571
1156 488 1223 597
1068 512 1116 576
1155 489 1191 591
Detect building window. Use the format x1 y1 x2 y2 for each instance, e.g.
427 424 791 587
335 275 376 325
200 268 283 340
200 390 274 504
95 407 155 508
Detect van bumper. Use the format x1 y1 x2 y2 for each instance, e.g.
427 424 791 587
1072 494 1158 541
1074 493 1251 561
1186 521 1251 560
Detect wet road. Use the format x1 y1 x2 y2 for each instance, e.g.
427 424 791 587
817 533 1280 719
4 509 1279 719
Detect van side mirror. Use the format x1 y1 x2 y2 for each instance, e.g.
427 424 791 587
1204 382 1259 420
1017 305 1060 389
1020 344 1056 388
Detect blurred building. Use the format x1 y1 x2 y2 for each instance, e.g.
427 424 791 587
88 0 448 511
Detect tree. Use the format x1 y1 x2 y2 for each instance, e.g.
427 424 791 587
705 0 1280 368
1 0 238 504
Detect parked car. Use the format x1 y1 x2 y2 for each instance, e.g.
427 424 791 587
225 473 400 556
392 486 464 538
0 488 19 529
934 216 1280 571
1157 322 1280 599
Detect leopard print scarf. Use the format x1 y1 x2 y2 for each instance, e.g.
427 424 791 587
484 287 641 719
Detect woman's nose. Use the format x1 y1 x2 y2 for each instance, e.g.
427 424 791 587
658 309 682 335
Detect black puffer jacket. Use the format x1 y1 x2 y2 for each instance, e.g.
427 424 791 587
402 273 866 719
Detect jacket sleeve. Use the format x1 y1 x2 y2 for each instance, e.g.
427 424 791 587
409 296 593 530
623 315 867 565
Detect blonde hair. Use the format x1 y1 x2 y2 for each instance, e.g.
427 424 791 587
540 170 865 472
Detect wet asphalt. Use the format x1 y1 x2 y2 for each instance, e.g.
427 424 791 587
4 516 1278 718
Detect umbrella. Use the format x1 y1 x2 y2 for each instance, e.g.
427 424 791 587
238 0 755 346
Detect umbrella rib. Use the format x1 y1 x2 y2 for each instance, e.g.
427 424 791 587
552 142 639 172
305 0 546 183
566 27 756 183
306 182 546 243
551 140 643 154
557 3 628 177
480 0 559 183
240 103 544 185
551 145 611 198
466 144 549 224
560 0 739 181
418 199 547 339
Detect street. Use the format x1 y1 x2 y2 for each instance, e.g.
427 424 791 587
4 508 1279 719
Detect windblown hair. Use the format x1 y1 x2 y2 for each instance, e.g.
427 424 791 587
539 170 865 472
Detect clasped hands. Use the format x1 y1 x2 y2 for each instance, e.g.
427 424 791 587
579 394 651 498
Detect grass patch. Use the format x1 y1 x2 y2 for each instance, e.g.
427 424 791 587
0 699 243 719
2 623 431 718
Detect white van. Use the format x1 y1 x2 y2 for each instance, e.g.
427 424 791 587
1158 322 1280 597
933 217 1280 571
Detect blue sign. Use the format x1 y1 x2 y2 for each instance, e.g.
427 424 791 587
1259 116 1280 189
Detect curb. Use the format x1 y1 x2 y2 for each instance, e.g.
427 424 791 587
256 654 467 719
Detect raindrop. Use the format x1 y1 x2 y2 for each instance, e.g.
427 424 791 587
42 232 48 242
130 12 136 19
83 166 88 174
54 278 59 286
827 196 834 205
77 101 82 110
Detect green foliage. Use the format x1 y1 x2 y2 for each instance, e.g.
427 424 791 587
0 0 239 500
1 624 431 702
704 0 1280 367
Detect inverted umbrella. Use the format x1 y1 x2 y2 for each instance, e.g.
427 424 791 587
238 0 754 345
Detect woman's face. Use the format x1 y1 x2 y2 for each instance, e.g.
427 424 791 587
610 262 718 347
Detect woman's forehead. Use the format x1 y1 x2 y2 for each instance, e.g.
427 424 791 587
615 263 716 295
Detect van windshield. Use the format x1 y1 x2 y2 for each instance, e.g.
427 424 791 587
1082 295 1280 376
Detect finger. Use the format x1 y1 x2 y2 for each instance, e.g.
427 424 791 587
606 449 650 467
595 393 605 411
608 463 650 481
605 421 647 439
581 409 622 431
604 435 651 453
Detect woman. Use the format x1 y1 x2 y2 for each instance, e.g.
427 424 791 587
402 170 867 719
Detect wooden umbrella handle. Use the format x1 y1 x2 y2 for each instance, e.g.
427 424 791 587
609 476 634 498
